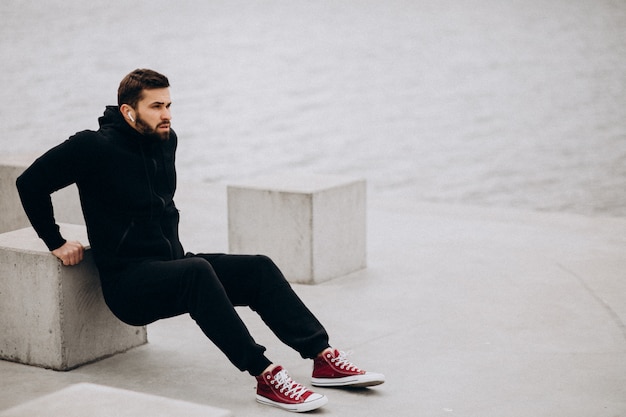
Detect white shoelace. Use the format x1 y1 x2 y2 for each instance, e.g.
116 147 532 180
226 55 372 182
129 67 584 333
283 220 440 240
331 350 363 372
273 369 309 400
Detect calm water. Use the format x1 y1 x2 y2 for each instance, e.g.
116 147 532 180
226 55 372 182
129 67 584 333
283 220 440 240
1 0 625 217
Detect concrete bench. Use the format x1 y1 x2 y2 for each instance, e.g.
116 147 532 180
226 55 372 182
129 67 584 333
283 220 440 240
227 173 366 284
0 383 232 417
0 224 147 371
0 154 83 234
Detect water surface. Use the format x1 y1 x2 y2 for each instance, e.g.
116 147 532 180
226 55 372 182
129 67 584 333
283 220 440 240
1 0 624 216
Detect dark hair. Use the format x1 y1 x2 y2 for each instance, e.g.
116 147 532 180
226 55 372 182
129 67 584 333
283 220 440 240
117 69 170 108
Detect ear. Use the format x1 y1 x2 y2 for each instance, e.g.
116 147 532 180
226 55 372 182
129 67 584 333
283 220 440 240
120 104 135 123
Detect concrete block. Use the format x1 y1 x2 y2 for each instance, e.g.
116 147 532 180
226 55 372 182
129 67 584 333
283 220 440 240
0 383 232 417
0 154 84 234
0 224 147 371
228 173 366 284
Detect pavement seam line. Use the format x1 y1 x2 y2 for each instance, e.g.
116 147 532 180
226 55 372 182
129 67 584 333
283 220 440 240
556 262 626 345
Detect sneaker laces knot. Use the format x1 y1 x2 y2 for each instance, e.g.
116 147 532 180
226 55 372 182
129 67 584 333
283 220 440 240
331 350 362 372
273 369 308 400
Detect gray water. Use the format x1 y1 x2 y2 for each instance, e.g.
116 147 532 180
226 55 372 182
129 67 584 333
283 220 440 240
1 0 625 217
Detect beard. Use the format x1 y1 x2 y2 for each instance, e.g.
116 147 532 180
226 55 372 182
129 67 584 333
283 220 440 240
135 114 170 142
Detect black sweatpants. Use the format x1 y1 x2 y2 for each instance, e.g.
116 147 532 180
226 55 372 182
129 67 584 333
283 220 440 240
100 253 330 376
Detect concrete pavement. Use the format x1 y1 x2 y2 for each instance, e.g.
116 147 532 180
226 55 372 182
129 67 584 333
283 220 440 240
1 182 625 416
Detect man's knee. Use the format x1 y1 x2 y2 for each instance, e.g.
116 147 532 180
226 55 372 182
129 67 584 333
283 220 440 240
253 254 276 269
252 254 290 286
182 257 219 285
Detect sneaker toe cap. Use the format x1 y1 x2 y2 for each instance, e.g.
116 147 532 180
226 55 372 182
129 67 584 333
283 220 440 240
305 393 326 403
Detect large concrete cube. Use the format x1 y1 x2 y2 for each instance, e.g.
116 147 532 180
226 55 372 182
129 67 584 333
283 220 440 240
227 174 366 284
0 224 147 371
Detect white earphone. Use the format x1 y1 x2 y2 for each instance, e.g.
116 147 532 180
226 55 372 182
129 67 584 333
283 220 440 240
127 112 135 122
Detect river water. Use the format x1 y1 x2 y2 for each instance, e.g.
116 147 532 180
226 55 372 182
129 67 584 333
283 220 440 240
1 0 625 217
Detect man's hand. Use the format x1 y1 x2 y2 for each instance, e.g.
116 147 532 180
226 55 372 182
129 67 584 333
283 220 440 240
51 241 85 266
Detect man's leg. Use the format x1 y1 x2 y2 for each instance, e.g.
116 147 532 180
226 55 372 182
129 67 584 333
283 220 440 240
101 256 272 376
195 254 384 389
193 254 331 360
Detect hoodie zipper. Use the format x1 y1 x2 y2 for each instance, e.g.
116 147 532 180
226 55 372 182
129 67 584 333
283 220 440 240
140 144 174 260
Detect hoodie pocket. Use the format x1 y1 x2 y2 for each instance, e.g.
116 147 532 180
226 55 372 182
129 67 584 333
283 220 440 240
114 219 135 255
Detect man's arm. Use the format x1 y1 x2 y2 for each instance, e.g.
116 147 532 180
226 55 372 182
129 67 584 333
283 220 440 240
16 136 87 264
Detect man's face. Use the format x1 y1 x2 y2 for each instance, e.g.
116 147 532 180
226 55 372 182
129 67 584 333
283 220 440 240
133 88 172 141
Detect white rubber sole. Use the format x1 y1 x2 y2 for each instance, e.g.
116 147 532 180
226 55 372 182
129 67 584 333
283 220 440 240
311 372 385 388
256 393 328 413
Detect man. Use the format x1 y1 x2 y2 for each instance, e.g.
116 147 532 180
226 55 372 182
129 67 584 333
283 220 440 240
16 69 384 413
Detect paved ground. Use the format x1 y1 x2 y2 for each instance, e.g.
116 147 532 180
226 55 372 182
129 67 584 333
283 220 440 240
1 183 625 416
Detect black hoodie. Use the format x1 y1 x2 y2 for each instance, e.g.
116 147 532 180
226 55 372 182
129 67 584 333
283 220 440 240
16 106 185 281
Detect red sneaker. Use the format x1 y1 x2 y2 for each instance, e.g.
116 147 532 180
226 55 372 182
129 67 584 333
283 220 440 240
312 349 385 388
256 365 328 412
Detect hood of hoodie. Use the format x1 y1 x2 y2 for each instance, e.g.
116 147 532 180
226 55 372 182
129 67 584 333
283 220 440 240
98 105 166 145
